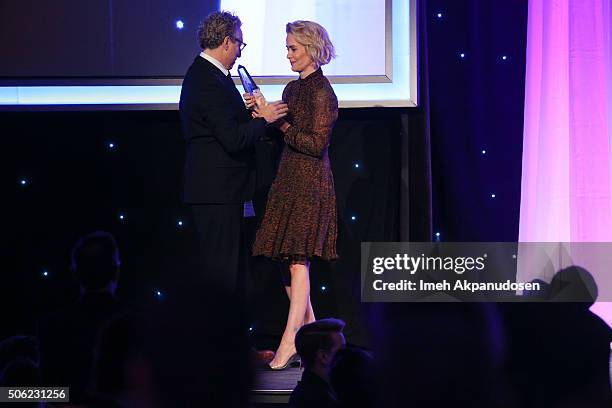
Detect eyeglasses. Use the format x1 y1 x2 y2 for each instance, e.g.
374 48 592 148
232 37 247 51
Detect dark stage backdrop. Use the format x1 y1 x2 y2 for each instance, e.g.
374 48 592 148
3 108 406 347
426 0 528 241
2 0 530 347
0 0 217 78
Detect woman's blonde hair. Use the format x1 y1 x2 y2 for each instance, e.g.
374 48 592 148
286 20 336 67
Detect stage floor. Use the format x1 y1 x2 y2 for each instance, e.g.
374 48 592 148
251 366 302 404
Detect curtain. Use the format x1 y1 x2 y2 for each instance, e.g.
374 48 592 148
519 0 612 324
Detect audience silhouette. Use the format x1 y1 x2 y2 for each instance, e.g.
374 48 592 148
3 231 611 408
370 303 513 408
501 266 612 408
0 335 42 408
92 284 252 407
329 347 377 408
37 231 126 402
289 318 346 408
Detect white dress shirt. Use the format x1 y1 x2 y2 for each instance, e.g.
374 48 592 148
200 52 229 77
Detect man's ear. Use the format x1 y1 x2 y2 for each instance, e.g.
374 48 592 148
223 36 231 50
318 348 332 365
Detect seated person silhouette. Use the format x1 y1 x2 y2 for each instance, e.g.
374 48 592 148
92 284 252 407
503 266 612 407
0 355 42 408
289 318 346 408
329 347 377 408
38 231 125 401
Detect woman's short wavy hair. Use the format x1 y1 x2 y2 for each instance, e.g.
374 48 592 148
197 11 241 50
286 20 336 67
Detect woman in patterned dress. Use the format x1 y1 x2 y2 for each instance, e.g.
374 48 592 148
246 20 338 370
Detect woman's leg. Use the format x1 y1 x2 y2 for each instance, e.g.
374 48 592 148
270 262 311 368
305 297 316 325
285 288 316 326
284 274 315 325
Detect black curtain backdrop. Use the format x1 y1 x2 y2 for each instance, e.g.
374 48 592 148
0 0 217 78
2 0 530 350
3 108 410 347
426 0 528 241
401 0 434 242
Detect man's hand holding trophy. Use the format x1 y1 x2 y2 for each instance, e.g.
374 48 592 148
238 65 288 126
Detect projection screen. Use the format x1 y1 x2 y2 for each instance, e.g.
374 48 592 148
0 0 416 109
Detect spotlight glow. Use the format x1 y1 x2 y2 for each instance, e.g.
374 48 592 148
175 20 184 29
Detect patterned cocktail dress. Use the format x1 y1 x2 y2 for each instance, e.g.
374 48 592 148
252 68 338 264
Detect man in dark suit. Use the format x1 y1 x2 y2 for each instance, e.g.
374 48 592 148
289 319 346 408
179 11 287 298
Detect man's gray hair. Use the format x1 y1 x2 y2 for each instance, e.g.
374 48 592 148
197 11 242 50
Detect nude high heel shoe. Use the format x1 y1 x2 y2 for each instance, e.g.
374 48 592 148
268 353 301 370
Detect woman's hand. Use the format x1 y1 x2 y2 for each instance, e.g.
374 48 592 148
252 101 289 124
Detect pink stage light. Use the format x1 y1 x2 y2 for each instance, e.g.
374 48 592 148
520 0 612 326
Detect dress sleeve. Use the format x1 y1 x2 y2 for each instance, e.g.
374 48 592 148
284 86 338 158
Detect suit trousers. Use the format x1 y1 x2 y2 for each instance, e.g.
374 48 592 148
191 204 251 299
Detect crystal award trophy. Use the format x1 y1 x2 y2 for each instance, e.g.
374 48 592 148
237 64 266 107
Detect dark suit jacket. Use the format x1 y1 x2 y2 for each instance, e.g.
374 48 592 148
289 369 339 408
179 55 267 204
38 293 126 401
